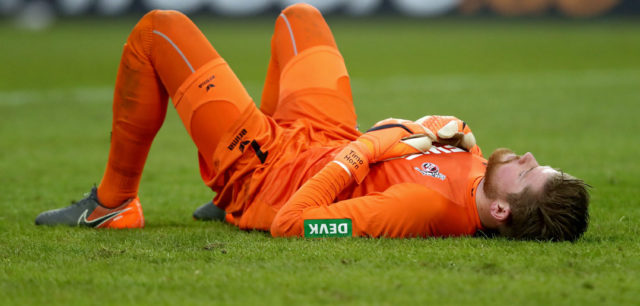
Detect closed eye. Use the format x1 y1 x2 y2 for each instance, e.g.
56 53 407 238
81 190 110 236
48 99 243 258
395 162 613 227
521 167 535 178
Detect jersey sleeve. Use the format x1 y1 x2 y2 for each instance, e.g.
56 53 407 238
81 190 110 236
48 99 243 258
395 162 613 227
270 162 475 238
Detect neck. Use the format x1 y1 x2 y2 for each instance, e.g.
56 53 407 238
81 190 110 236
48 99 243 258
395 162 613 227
476 178 499 230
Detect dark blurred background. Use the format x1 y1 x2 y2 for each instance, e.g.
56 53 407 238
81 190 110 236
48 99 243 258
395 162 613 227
2 0 639 31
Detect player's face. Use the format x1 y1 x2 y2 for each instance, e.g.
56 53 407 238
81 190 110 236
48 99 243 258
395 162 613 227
484 148 559 200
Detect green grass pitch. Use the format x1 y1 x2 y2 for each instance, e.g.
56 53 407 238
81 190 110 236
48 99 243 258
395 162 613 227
1 15 639 305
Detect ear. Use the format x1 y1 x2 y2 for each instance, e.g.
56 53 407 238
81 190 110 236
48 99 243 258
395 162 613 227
490 200 511 223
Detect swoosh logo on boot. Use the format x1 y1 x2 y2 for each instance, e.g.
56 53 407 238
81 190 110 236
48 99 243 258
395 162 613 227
77 208 131 228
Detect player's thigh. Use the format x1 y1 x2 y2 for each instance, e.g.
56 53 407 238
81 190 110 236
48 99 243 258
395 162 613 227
174 58 257 167
273 46 359 140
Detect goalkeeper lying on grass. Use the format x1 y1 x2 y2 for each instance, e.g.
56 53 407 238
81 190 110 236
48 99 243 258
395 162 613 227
35 3 590 241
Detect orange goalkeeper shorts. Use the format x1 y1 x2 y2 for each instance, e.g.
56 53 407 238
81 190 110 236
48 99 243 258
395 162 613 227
173 46 361 230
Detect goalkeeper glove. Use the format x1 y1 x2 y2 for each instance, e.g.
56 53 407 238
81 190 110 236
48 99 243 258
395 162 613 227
333 118 432 183
415 115 479 153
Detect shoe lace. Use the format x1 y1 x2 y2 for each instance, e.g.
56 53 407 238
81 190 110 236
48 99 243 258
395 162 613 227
69 190 95 207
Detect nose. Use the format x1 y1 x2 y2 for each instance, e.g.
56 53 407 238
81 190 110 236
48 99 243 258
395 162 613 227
519 152 539 166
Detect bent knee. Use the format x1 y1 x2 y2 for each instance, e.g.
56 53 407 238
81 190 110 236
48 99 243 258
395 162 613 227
281 2 323 19
131 9 200 58
143 9 191 29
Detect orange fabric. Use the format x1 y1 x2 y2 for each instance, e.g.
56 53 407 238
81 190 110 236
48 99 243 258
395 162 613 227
99 5 358 219
184 4 359 228
273 47 356 132
98 9 219 207
96 5 487 238
205 105 357 231
261 3 338 116
260 2 356 132
271 144 487 238
271 162 352 236
203 60 359 229
172 57 255 178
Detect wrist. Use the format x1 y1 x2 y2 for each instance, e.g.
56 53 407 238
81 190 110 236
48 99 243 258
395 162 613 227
333 143 370 183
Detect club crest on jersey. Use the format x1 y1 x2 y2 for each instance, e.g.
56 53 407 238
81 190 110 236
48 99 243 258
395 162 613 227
414 162 446 180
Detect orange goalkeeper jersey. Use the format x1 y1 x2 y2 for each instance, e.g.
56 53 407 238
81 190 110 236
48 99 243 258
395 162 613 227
204 103 486 238
269 144 487 238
